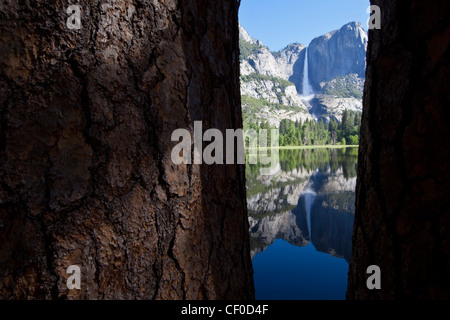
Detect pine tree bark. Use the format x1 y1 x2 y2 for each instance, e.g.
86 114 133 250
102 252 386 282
0 0 254 299
348 0 450 299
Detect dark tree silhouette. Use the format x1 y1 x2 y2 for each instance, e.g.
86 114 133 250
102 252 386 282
348 0 450 299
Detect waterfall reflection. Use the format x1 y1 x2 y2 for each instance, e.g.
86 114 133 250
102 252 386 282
247 147 358 261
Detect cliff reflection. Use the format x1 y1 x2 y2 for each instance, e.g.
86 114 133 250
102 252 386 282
247 148 358 261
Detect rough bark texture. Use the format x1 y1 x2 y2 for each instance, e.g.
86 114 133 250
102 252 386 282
0 0 254 299
348 0 450 299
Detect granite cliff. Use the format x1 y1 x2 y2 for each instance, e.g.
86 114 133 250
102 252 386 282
239 22 367 124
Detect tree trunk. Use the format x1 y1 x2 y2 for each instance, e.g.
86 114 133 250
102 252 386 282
348 0 450 299
0 0 254 299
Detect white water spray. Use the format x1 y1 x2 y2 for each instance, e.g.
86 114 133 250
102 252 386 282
302 48 314 100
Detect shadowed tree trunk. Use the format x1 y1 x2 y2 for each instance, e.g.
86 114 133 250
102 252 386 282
348 0 450 299
0 0 254 299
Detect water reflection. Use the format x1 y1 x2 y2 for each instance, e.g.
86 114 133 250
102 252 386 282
246 148 358 299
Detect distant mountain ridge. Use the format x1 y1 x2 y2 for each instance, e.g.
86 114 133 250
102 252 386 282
239 22 367 125
308 22 367 91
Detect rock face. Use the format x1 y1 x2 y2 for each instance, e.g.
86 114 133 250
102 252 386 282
0 1 254 299
240 40 306 81
241 81 303 107
241 82 313 127
239 22 262 46
308 22 367 91
309 93 363 120
275 43 306 82
239 22 367 124
347 0 450 299
247 47 284 78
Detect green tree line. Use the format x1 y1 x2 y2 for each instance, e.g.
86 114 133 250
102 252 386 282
244 109 362 147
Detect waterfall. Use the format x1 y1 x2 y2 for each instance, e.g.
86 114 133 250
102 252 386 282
302 48 314 98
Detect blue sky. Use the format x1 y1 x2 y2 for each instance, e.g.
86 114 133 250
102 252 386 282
239 0 370 51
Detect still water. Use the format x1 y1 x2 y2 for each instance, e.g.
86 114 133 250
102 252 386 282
246 147 358 300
